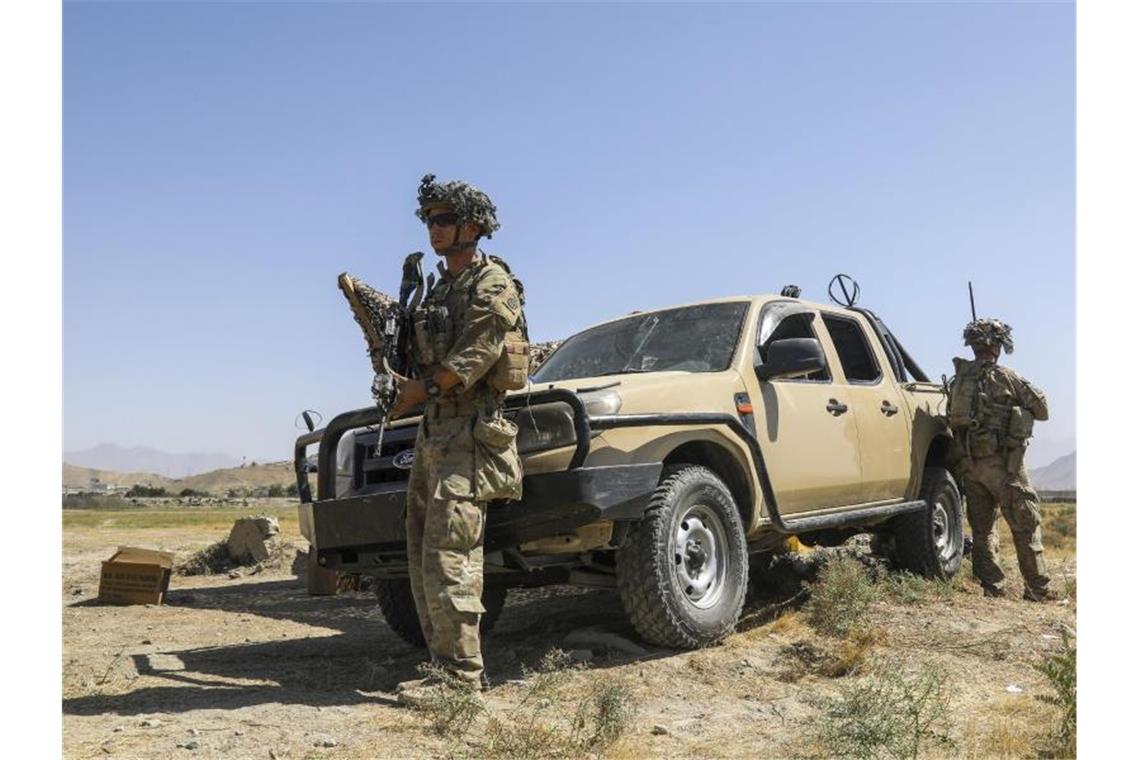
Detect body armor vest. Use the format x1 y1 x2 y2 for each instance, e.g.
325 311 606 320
410 255 529 393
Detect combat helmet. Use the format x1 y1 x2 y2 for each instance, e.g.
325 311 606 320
962 318 1014 355
415 173 501 239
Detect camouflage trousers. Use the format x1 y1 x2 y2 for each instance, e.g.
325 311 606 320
960 454 1050 596
405 415 487 686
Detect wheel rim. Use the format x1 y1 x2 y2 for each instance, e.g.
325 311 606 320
671 503 729 610
931 487 960 564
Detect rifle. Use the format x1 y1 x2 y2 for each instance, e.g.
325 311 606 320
337 252 425 441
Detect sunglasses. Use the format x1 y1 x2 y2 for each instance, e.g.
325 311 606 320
426 212 460 228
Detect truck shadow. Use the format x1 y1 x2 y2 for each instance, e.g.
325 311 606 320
63 571 806 717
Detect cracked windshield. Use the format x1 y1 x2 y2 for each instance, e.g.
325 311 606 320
533 301 749 382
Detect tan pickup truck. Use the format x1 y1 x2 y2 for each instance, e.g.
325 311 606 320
294 289 962 650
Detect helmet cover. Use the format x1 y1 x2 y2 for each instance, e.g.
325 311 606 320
963 318 1014 354
415 173 501 239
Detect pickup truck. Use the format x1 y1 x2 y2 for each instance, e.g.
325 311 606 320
294 286 962 649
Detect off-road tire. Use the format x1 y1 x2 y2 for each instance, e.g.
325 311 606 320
374 578 508 649
890 466 964 579
615 465 748 649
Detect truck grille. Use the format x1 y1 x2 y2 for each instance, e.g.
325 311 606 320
353 425 418 488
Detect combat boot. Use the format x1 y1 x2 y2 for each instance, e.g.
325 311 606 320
396 674 483 710
1023 587 1060 603
395 675 434 693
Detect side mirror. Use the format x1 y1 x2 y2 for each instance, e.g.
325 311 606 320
755 338 826 381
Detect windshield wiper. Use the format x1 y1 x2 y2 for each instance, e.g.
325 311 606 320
595 367 653 377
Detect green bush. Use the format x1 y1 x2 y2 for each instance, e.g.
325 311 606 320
61 492 132 510
126 484 168 498
813 665 953 759
882 572 955 606
1036 634 1076 757
805 557 879 637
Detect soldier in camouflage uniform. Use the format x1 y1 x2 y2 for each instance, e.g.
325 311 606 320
389 175 528 706
947 319 1053 602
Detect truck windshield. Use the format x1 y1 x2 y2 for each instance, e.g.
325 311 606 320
532 301 749 382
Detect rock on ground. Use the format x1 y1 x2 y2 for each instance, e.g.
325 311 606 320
226 516 280 564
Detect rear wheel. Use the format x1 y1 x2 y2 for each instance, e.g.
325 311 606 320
616 465 748 649
374 577 508 648
890 466 964 579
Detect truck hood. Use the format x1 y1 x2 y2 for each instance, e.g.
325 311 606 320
517 370 743 416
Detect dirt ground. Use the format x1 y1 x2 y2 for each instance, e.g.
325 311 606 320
62 503 1076 759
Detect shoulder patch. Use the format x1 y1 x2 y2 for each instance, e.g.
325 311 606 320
489 285 522 326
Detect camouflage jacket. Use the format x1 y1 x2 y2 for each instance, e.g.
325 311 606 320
412 254 523 407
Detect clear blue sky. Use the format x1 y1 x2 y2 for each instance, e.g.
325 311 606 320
63 1 1074 467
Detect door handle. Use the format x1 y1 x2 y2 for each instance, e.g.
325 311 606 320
826 399 848 416
881 400 899 417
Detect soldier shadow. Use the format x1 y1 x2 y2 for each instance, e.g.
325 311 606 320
62 578 651 717
63 571 807 718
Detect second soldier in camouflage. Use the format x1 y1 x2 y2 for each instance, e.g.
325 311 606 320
947 318 1053 602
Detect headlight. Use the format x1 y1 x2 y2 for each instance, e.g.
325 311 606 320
335 430 358 497
512 390 621 455
580 388 622 416
514 402 576 455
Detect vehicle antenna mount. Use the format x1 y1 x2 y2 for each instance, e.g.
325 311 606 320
827 273 861 308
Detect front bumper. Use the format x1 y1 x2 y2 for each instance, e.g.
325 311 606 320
300 461 663 571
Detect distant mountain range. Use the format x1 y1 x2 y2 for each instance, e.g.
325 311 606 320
63 443 241 479
1029 452 1076 492
63 461 295 494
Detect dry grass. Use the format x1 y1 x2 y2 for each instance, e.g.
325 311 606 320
408 664 485 738
1040 503 1076 554
776 628 877 683
882 572 958 605
958 695 1057 759
411 648 639 758
175 540 234 576
62 502 299 533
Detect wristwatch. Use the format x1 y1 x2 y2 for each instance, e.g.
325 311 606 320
424 376 442 399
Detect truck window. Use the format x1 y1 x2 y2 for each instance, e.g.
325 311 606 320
820 314 881 384
757 312 830 382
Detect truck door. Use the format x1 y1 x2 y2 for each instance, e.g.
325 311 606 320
817 311 912 502
746 302 864 514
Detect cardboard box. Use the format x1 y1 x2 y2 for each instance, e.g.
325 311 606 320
98 547 175 605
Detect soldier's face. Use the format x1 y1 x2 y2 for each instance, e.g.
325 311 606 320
971 343 1001 362
425 209 480 254
426 207 459 251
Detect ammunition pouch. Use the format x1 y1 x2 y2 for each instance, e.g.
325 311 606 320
1008 406 1035 442
411 304 452 366
489 331 530 391
967 429 1001 459
473 416 523 501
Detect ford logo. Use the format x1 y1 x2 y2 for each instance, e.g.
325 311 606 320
393 449 416 470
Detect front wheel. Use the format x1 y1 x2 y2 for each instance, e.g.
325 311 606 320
890 466 964 579
374 577 508 649
616 465 748 649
